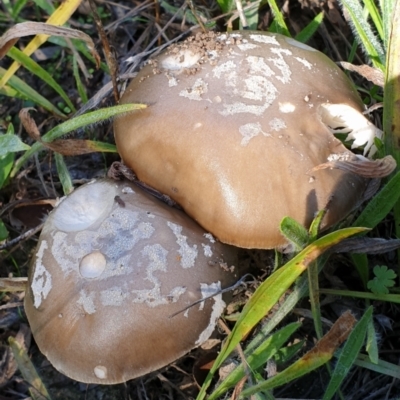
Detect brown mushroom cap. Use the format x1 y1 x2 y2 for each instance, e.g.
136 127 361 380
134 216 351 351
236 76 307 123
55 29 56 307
114 31 374 249
24 179 238 384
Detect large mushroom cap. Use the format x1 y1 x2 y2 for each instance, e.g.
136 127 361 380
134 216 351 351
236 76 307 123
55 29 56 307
114 30 376 249
24 179 238 384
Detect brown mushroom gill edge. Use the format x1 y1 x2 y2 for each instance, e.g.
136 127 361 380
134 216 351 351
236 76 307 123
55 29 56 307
114 30 394 249
24 179 238 384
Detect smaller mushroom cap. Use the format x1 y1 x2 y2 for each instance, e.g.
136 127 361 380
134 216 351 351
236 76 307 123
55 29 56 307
24 179 238 384
114 31 379 249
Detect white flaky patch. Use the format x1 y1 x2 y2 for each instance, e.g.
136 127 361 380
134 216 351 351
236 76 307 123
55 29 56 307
279 102 295 113
249 34 280 45
31 240 52 308
220 102 265 117
295 56 313 69
202 244 213 257
237 43 259 51
195 282 226 346
179 78 208 101
167 222 198 268
122 186 134 194
268 48 292 84
101 287 127 307
161 50 201 70
203 233 216 243
319 103 382 157
213 60 236 79
131 244 187 306
269 118 287 131
246 56 275 77
167 76 178 87
77 290 96 314
239 122 270 146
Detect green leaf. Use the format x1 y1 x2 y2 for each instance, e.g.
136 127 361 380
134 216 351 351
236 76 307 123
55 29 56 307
7 47 76 113
353 171 400 229
10 103 146 178
339 0 385 69
0 219 9 241
217 0 235 13
0 67 66 118
263 0 290 37
366 318 379 364
322 307 373 400
54 152 73 195
197 226 367 400
9 336 52 400
240 311 358 397
0 133 30 156
207 322 301 400
367 265 396 294
280 216 309 250
0 152 14 189
73 55 88 104
295 12 324 43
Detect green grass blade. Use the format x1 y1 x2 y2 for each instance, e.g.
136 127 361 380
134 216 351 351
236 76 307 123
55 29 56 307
54 152 73 195
353 172 400 228
295 12 324 43
217 0 235 13
11 0 30 19
355 353 400 378
308 261 323 338
197 227 367 400
73 55 88 104
323 307 373 400
48 37 109 73
10 103 146 178
208 322 301 400
320 288 400 303
0 67 66 118
362 0 383 41
383 2 400 164
339 0 385 69
366 318 379 364
240 312 357 397
9 336 51 400
380 0 395 49
262 0 290 36
7 47 76 112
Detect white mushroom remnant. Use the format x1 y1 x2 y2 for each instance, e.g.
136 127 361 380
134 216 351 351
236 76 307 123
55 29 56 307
114 30 393 249
24 179 238 384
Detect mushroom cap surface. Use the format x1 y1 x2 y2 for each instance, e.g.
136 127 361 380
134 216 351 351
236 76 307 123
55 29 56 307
114 31 371 249
24 179 238 384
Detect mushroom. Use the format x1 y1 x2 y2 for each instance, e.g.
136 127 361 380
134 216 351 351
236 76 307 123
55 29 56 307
24 179 238 384
114 31 386 249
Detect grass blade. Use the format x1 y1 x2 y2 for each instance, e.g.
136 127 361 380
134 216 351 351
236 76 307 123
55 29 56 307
339 0 385 69
240 311 357 397
0 67 66 118
197 227 367 400
54 152 73 195
295 12 324 43
9 336 51 400
207 322 301 400
10 103 146 177
7 46 76 112
0 0 82 88
322 306 373 400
